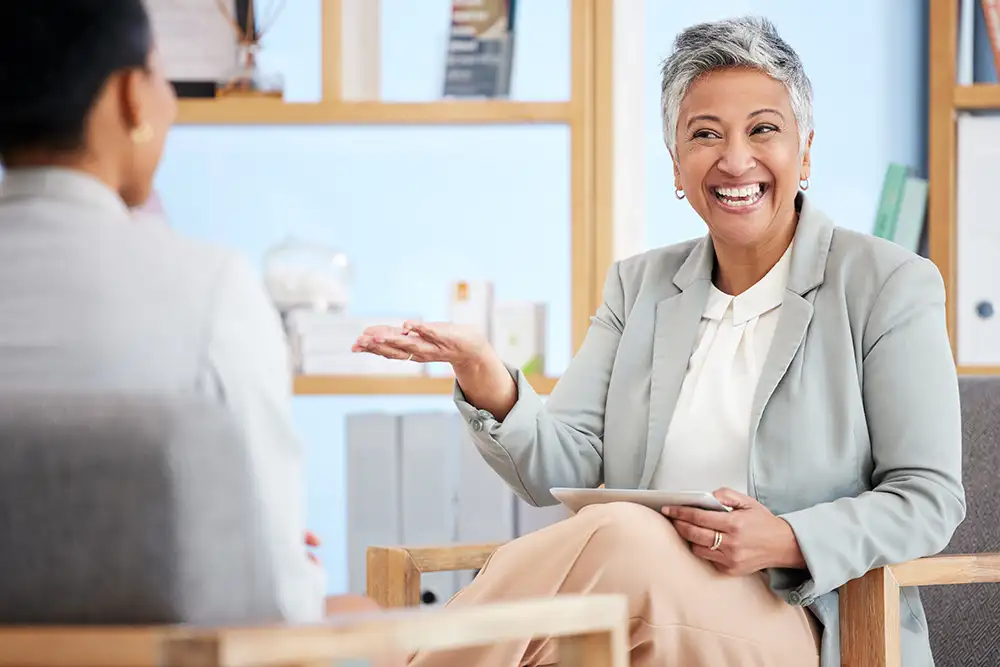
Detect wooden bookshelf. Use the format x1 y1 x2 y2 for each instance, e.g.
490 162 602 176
172 0 604 394
293 374 559 396
928 0 1000 375
953 83 1000 109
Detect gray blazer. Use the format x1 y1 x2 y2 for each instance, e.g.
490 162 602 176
456 194 966 666
0 167 325 622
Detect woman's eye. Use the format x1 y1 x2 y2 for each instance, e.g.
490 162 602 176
693 129 720 139
752 124 778 135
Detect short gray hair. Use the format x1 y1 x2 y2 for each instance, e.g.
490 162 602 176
659 16 813 157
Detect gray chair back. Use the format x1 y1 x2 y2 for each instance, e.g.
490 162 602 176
924 376 1000 666
0 394 281 625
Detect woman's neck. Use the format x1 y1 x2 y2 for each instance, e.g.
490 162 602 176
712 222 796 296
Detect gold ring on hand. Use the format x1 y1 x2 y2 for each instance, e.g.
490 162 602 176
406 353 413 361
710 531 723 551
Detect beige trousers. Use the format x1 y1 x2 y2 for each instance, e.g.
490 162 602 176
409 501 820 667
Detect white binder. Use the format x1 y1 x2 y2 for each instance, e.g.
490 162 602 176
400 413 461 606
956 113 1000 365
345 413 401 596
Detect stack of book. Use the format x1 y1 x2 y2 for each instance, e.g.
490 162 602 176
283 310 424 376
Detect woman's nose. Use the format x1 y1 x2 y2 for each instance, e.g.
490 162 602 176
717 139 757 177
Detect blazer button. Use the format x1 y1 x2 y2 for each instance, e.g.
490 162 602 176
470 418 484 432
788 591 802 605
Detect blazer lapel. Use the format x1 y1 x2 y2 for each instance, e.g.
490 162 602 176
749 292 813 438
639 238 713 489
749 194 835 459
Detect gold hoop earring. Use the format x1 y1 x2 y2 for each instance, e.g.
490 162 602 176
675 188 686 200
130 123 154 144
799 178 810 191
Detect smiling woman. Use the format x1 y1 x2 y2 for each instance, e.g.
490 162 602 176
360 15 964 667
663 20 813 295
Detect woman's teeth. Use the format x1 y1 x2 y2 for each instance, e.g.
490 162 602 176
713 183 765 207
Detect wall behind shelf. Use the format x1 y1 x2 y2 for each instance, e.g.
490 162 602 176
642 0 931 250
154 1 572 593
257 0 570 103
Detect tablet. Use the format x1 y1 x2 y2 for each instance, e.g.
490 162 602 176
550 487 732 515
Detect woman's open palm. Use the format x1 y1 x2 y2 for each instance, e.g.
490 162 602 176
352 320 488 367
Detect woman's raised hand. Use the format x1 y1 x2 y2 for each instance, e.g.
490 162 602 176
352 320 489 369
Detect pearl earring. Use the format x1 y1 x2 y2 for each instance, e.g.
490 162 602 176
130 123 154 144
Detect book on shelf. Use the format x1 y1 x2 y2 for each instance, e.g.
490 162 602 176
873 163 928 256
983 0 1000 78
447 280 548 377
959 0 977 84
145 0 244 98
442 0 517 99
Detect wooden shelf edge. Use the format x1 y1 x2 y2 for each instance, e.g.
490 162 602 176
293 374 559 395
176 99 574 126
958 365 1000 376
953 84 1000 110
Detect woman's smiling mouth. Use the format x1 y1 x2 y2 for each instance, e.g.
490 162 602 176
711 183 768 211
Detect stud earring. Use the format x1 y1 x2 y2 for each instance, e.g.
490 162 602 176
130 123 154 144
675 188 686 200
799 177 810 191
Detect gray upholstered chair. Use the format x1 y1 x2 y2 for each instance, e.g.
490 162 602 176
920 376 1000 666
0 394 280 625
0 394 629 667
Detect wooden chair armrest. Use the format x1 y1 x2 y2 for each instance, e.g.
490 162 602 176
366 542 506 608
889 553 1000 586
839 553 1000 667
0 595 628 667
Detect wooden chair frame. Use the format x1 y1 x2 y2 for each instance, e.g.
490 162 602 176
367 543 1000 667
0 594 628 667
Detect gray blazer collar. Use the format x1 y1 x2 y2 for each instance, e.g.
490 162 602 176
672 193 834 296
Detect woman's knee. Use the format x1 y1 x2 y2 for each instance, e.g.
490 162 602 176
578 501 671 530
575 501 687 551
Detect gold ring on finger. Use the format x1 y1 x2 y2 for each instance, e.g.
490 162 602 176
406 353 413 361
710 531 723 551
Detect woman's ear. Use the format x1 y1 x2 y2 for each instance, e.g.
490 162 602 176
117 68 147 136
672 157 683 191
800 130 814 181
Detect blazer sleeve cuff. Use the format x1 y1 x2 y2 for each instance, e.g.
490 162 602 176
453 362 544 435
452 363 546 503
769 508 838 606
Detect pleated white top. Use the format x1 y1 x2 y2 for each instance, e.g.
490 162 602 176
650 244 792 495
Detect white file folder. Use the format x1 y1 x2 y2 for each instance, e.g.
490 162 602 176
400 413 461 606
345 413 402 596
956 113 1000 365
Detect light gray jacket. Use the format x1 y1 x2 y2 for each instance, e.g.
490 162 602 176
455 194 965 666
0 167 325 622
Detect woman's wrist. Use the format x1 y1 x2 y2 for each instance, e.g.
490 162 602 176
770 518 807 570
452 345 518 421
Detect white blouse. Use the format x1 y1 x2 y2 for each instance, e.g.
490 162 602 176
649 245 792 495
